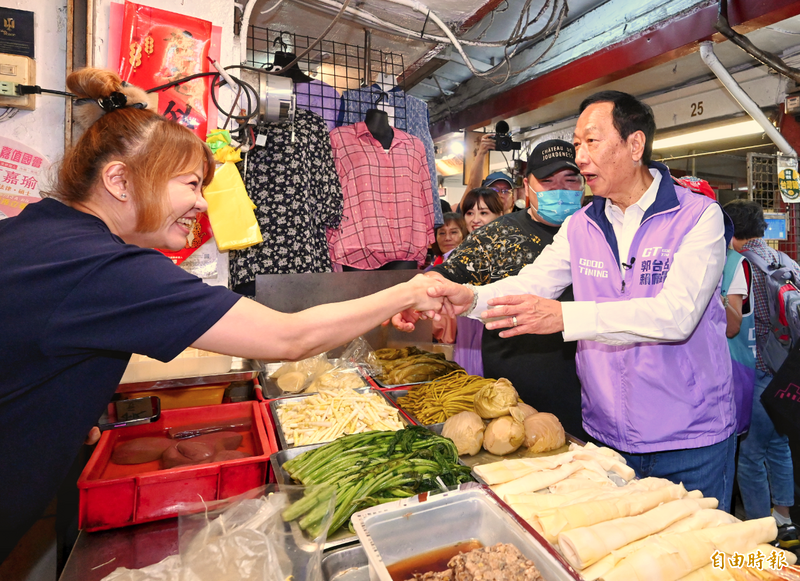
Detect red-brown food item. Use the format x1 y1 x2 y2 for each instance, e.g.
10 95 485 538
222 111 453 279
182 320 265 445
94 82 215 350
212 450 250 462
192 431 243 451
159 431 244 469
111 437 174 465
176 440 215 461
162 443 214 469
406 543 542 581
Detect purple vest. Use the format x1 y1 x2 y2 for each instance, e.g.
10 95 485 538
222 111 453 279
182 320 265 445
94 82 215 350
567 164 735 453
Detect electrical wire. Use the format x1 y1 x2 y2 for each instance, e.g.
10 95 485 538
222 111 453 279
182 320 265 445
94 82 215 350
0 107 18 122
261 0 287 15
265 0 352 75
766 26 800 35
293 0 569 85
222 84 243 131
145 69 260 127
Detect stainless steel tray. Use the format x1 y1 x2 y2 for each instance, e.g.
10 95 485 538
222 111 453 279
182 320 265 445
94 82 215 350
259 361 369 400
116 357 263 392
427 422 580 474
351 486 582 581
369 376 427 389
271 444 359 550
271 387 409 450
322 544 368 581
380 389 446 430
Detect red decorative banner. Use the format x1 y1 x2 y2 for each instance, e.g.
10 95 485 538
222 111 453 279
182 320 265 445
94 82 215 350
118 2 212 139
158 211 214 266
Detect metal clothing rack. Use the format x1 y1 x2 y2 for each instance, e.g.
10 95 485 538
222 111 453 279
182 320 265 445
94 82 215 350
245 26 407 129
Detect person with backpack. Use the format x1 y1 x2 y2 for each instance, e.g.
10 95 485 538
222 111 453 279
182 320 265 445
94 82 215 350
724 199 798 548
721 234 756 436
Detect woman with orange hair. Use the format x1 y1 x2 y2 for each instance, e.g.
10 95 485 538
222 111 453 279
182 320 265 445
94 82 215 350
0 68 451 561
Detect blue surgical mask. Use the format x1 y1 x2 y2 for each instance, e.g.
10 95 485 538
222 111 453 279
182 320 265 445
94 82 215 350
530 187 583 225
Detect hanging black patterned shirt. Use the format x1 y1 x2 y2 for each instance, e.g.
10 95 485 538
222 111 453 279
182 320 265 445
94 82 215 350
229 109 342 287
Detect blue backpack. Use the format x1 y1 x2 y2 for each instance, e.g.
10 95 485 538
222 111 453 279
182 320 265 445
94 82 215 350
741 248 800 374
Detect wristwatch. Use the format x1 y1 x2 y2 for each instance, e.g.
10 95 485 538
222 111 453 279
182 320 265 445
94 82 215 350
722 295 730 309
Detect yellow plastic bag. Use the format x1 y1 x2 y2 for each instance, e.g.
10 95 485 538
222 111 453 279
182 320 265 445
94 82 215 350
213 144 242 164
204 162 263 251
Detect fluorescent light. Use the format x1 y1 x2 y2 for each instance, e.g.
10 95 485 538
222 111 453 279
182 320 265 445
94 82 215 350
653 119 765 150
450 139 465 155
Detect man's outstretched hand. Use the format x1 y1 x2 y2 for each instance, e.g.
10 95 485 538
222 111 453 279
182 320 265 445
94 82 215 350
388 274 475 332
482 294 564 338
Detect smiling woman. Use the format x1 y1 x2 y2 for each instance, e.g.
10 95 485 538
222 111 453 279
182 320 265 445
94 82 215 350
461 187 504 232
0 68 467 563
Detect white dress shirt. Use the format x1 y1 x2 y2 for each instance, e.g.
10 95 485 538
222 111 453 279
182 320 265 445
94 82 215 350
469 169 727 345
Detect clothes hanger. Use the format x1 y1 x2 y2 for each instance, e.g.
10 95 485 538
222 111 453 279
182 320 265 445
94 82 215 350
266 33 314 84
365 91 393 148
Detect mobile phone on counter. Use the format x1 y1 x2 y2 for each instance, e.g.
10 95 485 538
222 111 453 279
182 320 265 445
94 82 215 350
97 396 161 431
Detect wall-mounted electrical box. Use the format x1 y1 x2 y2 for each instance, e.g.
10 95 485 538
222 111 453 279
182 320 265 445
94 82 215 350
0 54 35 110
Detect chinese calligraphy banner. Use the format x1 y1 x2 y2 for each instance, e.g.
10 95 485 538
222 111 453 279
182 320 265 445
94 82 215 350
0 137 49 208
118 2 213 139
0 193 41 219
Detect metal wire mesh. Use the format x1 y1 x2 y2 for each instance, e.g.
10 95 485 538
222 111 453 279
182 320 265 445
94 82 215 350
747 152 799 259
246 26 407 128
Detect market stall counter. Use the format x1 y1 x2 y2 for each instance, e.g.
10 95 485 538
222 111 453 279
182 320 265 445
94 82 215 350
60 518 181 581
61 336 798 581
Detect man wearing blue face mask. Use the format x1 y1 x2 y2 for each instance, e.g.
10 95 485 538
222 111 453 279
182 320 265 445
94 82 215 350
417 140 588 439
524 140 585 224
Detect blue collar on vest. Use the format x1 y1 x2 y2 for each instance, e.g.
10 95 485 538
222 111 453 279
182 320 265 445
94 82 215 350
584 161 734 260
584 161 676 265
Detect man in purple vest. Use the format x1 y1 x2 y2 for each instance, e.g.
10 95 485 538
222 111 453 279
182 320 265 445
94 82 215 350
436 91 737 511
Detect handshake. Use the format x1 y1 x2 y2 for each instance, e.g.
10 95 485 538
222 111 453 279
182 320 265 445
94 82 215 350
392 273 475 331
393 272 565 338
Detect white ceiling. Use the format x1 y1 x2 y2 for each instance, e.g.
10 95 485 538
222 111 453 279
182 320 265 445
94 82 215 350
248 0 605 92
247 0 800 189
501 14 800 136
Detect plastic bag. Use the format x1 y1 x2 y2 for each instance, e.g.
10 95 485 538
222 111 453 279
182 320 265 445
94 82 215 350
295 337 379 393
269 353 336 394
335 336 381 378
267 337 381 395
204 162 263 251
101 484 336 581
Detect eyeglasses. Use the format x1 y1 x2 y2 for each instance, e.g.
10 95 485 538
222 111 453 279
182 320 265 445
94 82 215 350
489 186 512 194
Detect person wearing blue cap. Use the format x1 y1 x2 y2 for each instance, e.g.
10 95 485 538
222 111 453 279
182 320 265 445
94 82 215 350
482 171 516 214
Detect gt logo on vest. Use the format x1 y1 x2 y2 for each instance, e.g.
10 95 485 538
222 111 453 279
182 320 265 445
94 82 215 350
642 246 671 258
578 258 609 278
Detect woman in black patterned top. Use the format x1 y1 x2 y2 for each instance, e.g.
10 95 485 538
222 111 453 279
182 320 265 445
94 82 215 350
429 140 588 439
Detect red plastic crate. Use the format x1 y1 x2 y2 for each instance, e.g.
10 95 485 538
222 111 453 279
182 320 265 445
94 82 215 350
259 398 285 453
78 401 276 532
258 400 283 482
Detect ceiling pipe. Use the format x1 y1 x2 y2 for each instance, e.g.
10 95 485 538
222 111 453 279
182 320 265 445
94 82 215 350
240 0 257 64
699 41 795 157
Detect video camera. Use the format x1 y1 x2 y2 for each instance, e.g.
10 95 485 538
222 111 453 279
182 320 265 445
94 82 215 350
493 120 521 152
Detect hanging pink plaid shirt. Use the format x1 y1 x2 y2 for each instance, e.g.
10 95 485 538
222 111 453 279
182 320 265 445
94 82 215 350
327 122 434 269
